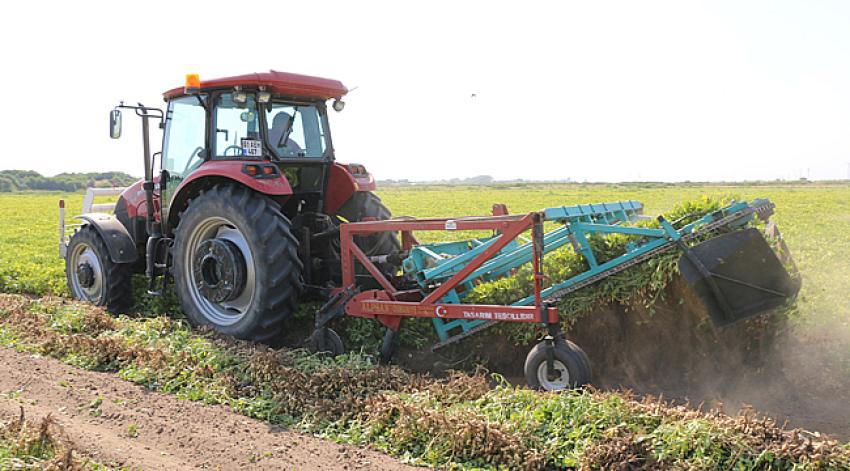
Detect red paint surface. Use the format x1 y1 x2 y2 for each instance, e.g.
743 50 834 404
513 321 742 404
121 162 291 220
120 179 160 221
163 70 347 100
346 291 558 327
324 163 376 215
339 211 558 331
174 161 293 197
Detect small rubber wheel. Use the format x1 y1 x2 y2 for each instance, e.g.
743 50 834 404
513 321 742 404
306 328 344 356
524 340 591 391
563 338 593 384
379 328 397 363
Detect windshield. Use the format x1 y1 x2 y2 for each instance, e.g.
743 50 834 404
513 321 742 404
266 103 327 158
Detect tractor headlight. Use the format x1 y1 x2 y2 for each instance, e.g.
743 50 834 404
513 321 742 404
257 91 271 103
332 99 345 112
233 90 248 104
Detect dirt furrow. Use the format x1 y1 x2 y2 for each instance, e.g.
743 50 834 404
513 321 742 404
0 346 414 470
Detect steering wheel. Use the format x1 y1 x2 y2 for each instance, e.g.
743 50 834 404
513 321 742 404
223 145 243 157
182 146 206 175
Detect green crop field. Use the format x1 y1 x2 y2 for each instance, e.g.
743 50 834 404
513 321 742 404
383 184 850 325
4 184 847 327
0 184 849 469
1 184 849 354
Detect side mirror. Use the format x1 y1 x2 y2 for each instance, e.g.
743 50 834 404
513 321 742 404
109 109 122 139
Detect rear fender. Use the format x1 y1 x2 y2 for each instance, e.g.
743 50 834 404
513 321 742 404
167 161 293 232
324 162 376 215
79 214 138 264
175 161 293 198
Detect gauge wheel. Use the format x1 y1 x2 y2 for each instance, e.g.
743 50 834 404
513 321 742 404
306 328 344 356
524 339 591 391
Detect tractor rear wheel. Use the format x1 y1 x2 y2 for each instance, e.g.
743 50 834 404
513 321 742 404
65 225 133 313
172 185 303 344
336 192 401 277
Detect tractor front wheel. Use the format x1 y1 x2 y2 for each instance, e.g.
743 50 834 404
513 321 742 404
65 225 133 313
172 185 303 344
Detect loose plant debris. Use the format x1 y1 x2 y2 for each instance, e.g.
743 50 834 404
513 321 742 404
0 406 103 470
0 294 847 470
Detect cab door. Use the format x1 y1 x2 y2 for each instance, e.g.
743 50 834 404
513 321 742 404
161 96 207 225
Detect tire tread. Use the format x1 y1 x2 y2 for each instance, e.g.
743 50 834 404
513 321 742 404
172 184 303 344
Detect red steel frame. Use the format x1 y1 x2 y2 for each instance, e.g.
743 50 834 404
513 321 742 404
339 212 560 332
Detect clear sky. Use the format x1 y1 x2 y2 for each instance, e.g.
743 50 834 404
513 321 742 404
2 0 849 182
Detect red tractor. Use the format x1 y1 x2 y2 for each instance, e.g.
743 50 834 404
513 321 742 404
63 71 399 343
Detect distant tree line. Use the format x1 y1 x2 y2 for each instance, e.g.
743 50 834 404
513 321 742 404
0 170 138 192
378 175 499 186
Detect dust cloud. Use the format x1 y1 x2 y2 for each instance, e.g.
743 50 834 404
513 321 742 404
572 274 850 441
426 275 850 440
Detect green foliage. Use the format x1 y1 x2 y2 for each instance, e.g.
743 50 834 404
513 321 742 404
464 196 734 343
1 182 849 468
0 193 79 296
1 294 848 470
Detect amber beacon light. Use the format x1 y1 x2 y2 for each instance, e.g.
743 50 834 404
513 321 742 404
184 74 201 93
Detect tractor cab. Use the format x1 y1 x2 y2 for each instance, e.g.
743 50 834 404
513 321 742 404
157 72 353 226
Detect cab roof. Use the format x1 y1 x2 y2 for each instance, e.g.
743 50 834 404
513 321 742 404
162 70 348 101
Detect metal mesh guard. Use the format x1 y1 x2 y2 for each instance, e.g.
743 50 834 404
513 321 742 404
678 228 800 328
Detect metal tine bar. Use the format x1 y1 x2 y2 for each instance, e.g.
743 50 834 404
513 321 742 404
416 201 645 286
421 235 503 281
515 201 766 307
424 225 573 285
514 237 672 306
544 200 643 223
422 213 537 304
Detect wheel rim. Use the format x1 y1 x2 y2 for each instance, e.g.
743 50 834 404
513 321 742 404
182 216 256 326
69 242 104 302
536 359 570 391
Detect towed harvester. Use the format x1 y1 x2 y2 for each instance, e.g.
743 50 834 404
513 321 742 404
320 197 799 389
60 71 800 391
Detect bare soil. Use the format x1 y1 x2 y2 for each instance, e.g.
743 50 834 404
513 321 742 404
0 347 415 470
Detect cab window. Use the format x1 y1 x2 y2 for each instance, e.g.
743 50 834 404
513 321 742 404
163 96 206 178
266 103 326 158
213 93 262 158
